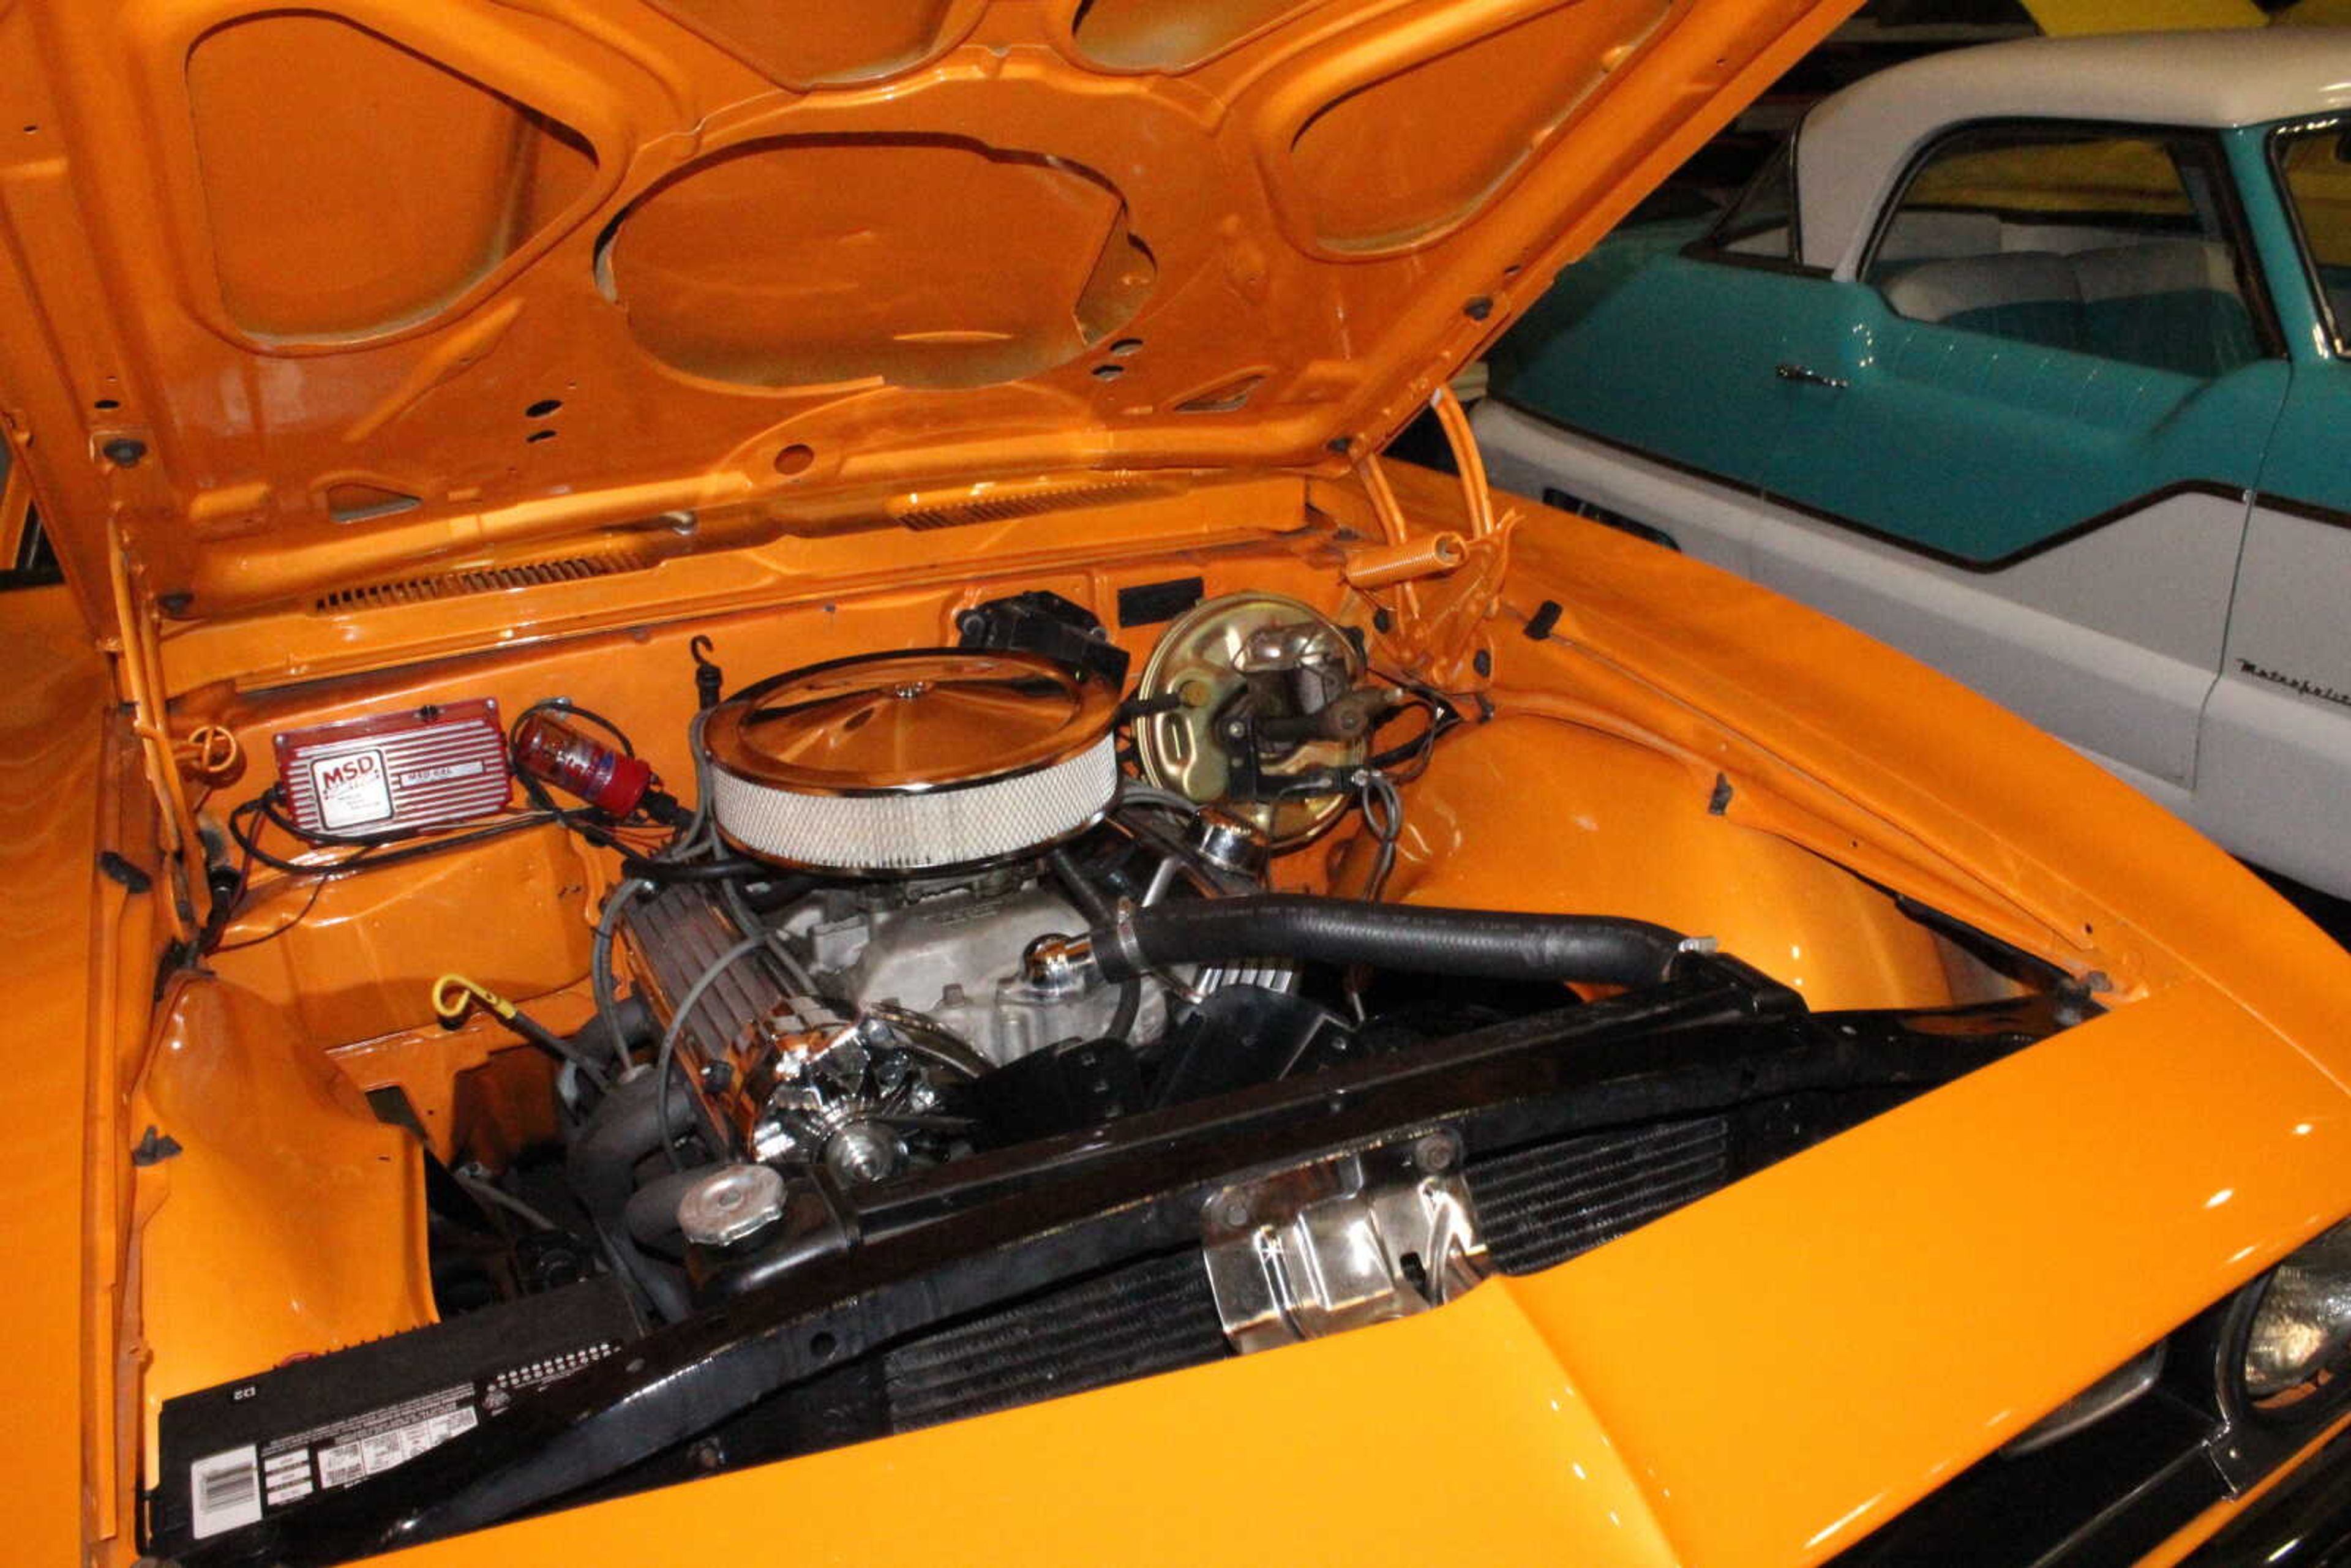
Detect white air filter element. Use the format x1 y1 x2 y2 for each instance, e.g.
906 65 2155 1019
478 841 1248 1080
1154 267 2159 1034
699 648 1120 874
710 734 1117 873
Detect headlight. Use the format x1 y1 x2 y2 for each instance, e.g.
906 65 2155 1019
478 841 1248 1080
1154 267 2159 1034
2236 1216 2351 1413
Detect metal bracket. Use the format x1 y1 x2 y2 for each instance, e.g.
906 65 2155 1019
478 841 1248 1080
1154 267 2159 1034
131 1125 183 1166
1201 1130 1491 1354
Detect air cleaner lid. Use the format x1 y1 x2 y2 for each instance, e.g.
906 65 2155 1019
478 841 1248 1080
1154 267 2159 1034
700 648 1121 872
703 649 1115 797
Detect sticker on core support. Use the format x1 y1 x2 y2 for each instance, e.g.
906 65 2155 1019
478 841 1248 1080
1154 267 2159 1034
188 1445 263 1539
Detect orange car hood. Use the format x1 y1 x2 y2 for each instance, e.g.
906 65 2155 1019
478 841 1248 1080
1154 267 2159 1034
0 0 1849 632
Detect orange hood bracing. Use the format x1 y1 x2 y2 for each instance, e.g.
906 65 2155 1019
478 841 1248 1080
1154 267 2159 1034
0 0 1849 667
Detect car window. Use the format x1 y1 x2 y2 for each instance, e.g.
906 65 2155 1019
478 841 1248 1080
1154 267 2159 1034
1697 140 1797 261
1864 125 2267 380
2273 124 2351 356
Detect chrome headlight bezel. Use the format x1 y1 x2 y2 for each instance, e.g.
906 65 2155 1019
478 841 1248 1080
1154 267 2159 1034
2218 1216 2351 1430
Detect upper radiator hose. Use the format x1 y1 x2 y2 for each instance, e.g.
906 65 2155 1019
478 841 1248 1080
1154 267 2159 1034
1082 895 1695 990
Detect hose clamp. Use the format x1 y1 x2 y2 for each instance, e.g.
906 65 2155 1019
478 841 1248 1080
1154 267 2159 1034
1107 898 1149 981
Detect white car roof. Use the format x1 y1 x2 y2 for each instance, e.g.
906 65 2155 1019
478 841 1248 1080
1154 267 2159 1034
1794 29 2351 276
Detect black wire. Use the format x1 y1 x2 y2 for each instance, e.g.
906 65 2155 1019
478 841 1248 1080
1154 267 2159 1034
1361 681 1463 783
210 873 332 953
1364 701 1445 769
228 790 557 877
222 793 351 876
617 854 774 883
508 697 681 856
194 815 262 954
209 693 675 956
253 786 560 851
1105 979 1141 1041
494 1002 612 1093
211 786 568 955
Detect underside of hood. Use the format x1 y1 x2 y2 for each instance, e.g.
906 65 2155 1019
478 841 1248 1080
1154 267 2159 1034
0 0 1848 629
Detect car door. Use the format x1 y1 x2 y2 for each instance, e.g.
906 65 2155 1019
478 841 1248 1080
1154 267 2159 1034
1492 146 1837 572
1747 122 2290 795
2194 120 2351 893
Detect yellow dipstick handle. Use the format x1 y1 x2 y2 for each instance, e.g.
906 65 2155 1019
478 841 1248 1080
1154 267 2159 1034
433 973 517 1027
431 973 611 1089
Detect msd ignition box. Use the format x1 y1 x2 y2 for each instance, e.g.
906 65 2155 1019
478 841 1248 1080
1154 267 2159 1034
273 699 512 838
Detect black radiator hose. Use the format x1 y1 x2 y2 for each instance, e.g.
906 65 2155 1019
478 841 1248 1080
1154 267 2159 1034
566 1070 693 1321
1086 895 1695 991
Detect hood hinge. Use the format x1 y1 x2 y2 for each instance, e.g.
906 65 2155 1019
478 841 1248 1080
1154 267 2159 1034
103 523 201 942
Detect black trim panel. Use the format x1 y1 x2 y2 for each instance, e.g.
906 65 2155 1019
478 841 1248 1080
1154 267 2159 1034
2252 489 2351 532
1492 397 2351 571
2181 1423 2351 1565
1825 1289 2351 1567
1675 239 1832 280
1829 1382 2226 1567
1685 132 1824 274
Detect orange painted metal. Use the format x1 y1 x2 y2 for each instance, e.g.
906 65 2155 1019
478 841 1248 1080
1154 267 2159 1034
1392 717 1973 1012
356 984 2351 1568
7 479 2351 1565
29 497 2344 1567
0 586 124 1565
0 2 2346 1565
130 977 437 1478
0 0 1855 642
208 824 596 1048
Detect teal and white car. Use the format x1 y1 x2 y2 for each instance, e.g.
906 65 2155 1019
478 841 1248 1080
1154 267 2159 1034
1475 30 2351 898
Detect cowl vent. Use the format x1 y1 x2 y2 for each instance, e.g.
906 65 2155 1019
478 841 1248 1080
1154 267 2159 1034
894 482 1175 531
312 551 654 615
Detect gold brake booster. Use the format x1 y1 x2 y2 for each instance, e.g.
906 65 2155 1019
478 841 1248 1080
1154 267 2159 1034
1131 591 1397 848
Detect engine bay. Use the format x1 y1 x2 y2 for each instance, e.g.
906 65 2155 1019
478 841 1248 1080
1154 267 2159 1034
137 536 2083 1565
364 586 1535 1322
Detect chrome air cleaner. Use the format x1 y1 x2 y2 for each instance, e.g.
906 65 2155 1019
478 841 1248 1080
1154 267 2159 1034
700 649 1119 874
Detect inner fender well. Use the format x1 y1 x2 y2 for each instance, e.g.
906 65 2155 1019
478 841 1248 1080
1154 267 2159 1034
1389 715 1969 1011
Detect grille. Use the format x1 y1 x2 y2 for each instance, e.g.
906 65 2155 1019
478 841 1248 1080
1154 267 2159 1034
1470 1117 1732 1275
868 1118 1733 1433
313 550 652 614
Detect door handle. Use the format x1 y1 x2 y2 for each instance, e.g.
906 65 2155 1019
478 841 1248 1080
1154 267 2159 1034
1774 362 1848 390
